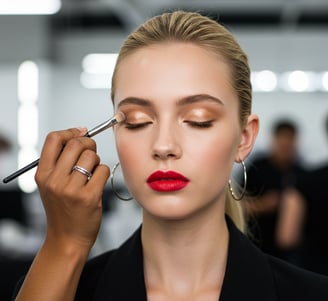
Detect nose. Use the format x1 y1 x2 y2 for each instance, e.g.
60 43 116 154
151 122 182 160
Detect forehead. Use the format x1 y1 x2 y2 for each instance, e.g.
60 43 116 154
113 42 236 107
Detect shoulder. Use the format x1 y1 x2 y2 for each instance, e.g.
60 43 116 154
311 163 328 177
247 154 269 169
300 163 328 179
267 255 328 300
296 163 328 194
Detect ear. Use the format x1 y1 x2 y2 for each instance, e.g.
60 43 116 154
235 114 259 162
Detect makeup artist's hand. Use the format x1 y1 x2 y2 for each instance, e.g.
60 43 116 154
15 128 110 301
35 127 110 252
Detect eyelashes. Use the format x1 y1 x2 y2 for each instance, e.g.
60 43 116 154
124 120 214 130
185 120 214 128
124 122 152 130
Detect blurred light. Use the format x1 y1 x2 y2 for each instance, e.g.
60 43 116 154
18 61 39 103
0 0 61 15
81 53 118 89
18 105 38 147
17 60 39 193
286 71 311 92
80 73 111 89
252 70 278 92
322 72 328 91
18 148 38 193
82 53 118 74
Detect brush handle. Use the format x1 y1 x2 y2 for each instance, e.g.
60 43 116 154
2 158 40 183
2 132 91 184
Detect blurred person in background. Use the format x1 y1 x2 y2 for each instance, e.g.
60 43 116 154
277 114 328 276
243 119 306 264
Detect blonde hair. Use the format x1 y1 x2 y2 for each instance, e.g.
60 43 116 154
111 11 251 232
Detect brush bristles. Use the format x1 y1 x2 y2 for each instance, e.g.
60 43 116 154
115 111 125 123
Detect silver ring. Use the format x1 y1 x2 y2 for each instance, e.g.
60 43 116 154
72 165 92 181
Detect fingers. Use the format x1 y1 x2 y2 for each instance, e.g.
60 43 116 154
55 136 98 178
70 149 100 186
89 164 110 188
38 128 88 176
35 127 108 190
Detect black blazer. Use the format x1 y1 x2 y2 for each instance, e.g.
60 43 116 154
75 217 328 301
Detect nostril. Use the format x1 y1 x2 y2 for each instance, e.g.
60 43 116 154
152 150 178 160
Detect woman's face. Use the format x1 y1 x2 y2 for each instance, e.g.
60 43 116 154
113 42 244 220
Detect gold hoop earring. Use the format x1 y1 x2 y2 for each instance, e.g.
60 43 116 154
228 159 247 201
110 162 133 201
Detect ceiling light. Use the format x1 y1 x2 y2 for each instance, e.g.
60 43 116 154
18 61 39 103
252 70 278 92
322 72 328 91
81 53 118 89
80 73 111 89
82 53 118 74
0 0 61 15
284 71 318 92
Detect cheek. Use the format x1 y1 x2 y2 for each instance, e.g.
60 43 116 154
194 128 238 157
189 130 239 178
114 132 148 183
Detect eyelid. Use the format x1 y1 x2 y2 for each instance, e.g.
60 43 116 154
125 121 152 130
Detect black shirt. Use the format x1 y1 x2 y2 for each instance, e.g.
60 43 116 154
74 216 328 300
245 155 305 257
295 163 328 275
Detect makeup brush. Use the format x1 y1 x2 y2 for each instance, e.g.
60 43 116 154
2 111 125 184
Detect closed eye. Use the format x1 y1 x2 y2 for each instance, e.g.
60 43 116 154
125 122 152 130
185 120 214 128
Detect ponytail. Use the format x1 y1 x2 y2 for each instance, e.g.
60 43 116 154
225 190 246 232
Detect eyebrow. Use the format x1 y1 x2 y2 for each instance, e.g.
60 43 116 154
117 97 153 109
117 93 224 109
177 94 224 107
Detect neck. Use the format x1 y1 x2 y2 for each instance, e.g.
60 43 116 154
141 204 229 300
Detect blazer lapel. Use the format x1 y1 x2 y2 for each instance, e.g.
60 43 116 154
93 225 147 301
219 216 279 301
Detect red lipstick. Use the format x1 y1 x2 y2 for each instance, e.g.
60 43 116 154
147 170 189 192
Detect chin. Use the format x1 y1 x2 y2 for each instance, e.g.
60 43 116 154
143 199 202 221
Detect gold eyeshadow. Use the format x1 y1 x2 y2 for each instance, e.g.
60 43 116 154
183 108 214 121
124 109 153 123
119 96 222 125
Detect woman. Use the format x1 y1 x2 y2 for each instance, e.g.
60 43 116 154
14 11 328 301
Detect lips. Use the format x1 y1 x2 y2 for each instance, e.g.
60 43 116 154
147 170 190 192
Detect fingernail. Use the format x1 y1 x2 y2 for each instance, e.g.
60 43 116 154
77 127 88 134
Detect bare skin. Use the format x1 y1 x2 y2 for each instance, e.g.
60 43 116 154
142 203 229 301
